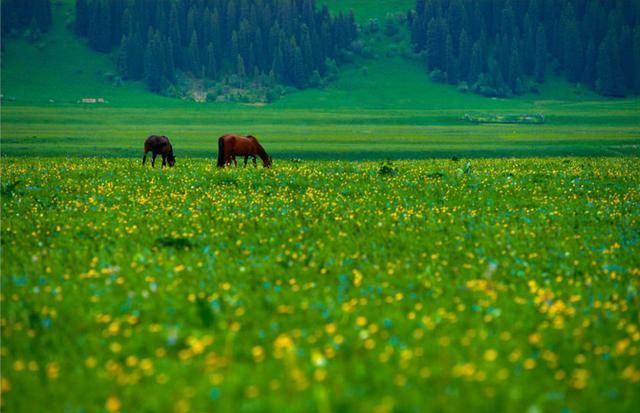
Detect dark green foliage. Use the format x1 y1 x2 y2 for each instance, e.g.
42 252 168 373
534 25 546 83
75 0 357 94
596 30 626 97
378 162 398 176
206 43 217 79
409 0 640 97
562 5 582 83
468 41 483 85
508 44 522 93
186 31 201 76
633 27 640 94
457 30 471 82
75 0 89 35
144 30 166 93
426 17 446 71
2 0 52 35
88 0 111 52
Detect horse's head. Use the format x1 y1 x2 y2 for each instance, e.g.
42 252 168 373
168 154 176 167
264 156 273 168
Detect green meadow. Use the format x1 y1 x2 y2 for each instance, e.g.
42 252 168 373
2 157 640 413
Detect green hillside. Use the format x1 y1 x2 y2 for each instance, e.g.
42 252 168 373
320 0 414 21
1 0 639 159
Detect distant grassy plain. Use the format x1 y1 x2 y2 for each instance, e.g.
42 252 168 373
1 0 639 159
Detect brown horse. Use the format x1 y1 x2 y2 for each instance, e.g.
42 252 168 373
217 134 272 168
143 135 176 168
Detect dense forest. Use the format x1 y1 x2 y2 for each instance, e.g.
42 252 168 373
72 0 357 96
409 0 640 97
1 0 52 35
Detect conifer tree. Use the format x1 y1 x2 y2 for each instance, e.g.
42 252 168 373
534 25 546 83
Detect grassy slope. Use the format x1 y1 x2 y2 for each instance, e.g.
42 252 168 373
1 1 639 159
320 0 414 21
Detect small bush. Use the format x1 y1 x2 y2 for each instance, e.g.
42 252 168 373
378 162 398 176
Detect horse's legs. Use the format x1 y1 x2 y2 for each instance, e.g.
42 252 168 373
253 156 257 167
244 156 249 167
233 157 238 167
152 153 157 168
162 155 167 168
142 151 147 165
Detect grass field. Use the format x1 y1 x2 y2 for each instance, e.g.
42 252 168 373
2 157 639 412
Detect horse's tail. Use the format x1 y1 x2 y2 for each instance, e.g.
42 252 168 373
217 136 225 168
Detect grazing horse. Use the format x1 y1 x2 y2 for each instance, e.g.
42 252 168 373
143 135 176 168
217 134 272 168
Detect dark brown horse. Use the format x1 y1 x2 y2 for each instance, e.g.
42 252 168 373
143 135 176 168
217 134 272 168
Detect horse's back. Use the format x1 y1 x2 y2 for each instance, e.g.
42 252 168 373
219 134 260 154
144 135 171 153
145 135 170 146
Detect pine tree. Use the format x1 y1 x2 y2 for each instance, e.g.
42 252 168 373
187 31 201 75
144 31 165 93
426 17 446 71
292 46 305 88
583 40 596 86
75 0 89 35
165 38 176 83
33 0 52 32
534 25 546 83
619 26 633 90
118 35 129 79
445 34 456 84
88 0 111 52
206 43 217 79
633 26 640 94
508 44 522 93
596 31 625 97
468 41 483 85
237 54 246 79
127 28 144 79
458 30 471 82
522 14 535 76
564 18 582 83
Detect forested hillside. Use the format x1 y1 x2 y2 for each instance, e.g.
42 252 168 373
73 0 357 98
409 0 640 97
3 0 640 101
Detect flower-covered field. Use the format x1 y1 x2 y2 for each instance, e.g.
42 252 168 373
1 157 639 413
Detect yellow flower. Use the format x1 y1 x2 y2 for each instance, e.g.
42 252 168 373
252 346 265 363
523 358 536 370
324 323 337 335
314 368 327 382
47 362 60 379
484 349 498 362
85 357 97 368
106 396 121 412
352 269 363 287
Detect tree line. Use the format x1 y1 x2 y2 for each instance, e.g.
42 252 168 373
409 0 640 97
1 0 52 35
74 0 357 93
